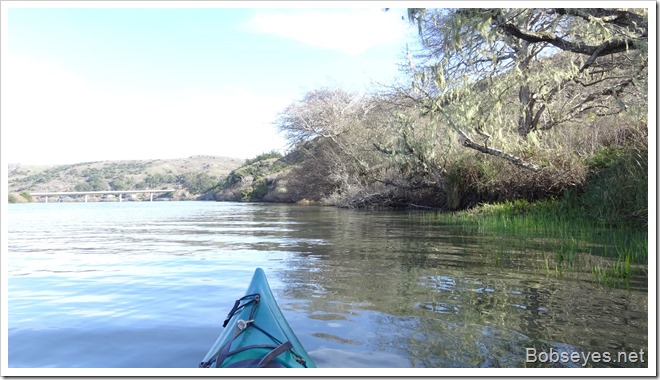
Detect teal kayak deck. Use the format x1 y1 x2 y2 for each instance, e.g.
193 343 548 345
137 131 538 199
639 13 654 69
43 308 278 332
199 268 316 368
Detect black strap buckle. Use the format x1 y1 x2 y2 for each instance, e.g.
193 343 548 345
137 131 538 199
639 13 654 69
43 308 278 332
222 293 260 328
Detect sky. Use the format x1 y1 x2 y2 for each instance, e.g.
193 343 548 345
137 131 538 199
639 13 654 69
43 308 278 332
1 1 421 165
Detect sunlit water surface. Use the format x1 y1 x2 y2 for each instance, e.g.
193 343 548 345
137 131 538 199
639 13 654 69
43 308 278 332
7 202 647 369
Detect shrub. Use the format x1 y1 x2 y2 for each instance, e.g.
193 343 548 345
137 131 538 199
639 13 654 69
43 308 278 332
19 192 33 202
245 150 283 166
579 144 647 227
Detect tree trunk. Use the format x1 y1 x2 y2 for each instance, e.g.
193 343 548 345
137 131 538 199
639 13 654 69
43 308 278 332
518 84 535 137
517 40 537 137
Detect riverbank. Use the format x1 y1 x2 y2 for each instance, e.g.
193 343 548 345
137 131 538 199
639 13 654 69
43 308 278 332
429 197 648 288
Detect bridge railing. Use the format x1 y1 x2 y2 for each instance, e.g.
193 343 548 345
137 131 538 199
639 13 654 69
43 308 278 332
30 189 177 203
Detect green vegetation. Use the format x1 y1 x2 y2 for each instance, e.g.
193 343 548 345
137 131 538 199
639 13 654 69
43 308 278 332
216 152 288 202
443 142 647 230
8 192 32 203
8 156 242 199
177 172 221 195
215 8 646 212
214 11 648 292
5 6 646 285
408 132 648 288
580 142 648 228
19 192 33 202
429 173 647 288
9 8 646 287
241 180 269 202
244 150 283 166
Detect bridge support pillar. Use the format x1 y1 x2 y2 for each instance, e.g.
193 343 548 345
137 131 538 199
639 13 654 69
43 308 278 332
84 194 88 203
119 194 122 202
44 196 48 203
150 193 153 202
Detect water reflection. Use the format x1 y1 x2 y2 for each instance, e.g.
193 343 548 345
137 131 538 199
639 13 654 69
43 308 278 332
8 202 647 368
267 205 647 368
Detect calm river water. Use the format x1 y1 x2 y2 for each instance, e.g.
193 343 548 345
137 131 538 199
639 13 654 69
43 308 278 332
7 201 648 371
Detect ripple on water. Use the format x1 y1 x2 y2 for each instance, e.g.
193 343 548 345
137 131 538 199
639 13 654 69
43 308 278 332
7 202 648 369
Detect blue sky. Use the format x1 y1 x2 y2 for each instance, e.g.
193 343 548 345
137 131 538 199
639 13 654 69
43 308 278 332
1 2 420 165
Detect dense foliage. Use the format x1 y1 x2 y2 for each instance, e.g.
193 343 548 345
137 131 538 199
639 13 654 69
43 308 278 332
223 7 648 228
244 150 283 166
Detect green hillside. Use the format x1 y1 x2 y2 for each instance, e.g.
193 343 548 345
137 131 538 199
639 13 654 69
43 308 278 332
8 155 243 202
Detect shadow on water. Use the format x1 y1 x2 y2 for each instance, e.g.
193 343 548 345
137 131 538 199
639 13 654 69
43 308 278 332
258 205 647 368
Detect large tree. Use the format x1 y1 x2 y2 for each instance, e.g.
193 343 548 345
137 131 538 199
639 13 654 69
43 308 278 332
403 8 648 170
275 88 387 203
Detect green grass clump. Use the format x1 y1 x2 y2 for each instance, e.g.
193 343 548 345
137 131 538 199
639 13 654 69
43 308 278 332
443 198 598 235
427 195 647 288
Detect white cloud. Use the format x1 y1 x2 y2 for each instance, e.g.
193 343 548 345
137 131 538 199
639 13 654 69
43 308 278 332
247 8 409 56
2 53 289 165
1 7 415 166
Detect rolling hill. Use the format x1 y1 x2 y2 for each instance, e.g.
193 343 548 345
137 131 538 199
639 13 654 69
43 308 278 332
8 155 244 202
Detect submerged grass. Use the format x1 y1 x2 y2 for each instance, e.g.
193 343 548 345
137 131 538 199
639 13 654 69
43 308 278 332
427 197 648 288
421 138 648 288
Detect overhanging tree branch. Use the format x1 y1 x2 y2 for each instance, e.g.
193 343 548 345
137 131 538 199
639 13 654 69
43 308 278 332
552 8 647 29
461 137 541 172
499 22 645 57
436 106 541 172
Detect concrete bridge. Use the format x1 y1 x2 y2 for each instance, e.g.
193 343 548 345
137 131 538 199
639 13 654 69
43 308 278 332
30 189 177 203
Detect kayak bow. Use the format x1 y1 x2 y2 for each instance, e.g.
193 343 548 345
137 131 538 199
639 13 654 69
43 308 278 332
199 268 316 368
